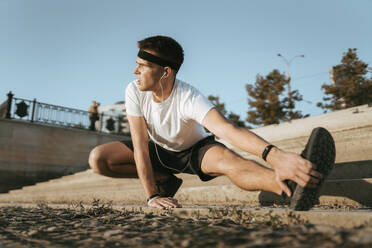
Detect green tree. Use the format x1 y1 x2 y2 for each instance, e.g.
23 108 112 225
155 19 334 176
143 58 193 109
246 70 286 126
317 48 372 111
207 95 246 128
246 69 307 126
284 88 308 120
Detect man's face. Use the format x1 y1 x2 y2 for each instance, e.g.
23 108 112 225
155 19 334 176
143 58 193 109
133 51 164 91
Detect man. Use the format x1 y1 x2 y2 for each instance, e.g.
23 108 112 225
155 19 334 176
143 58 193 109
88 101 99 131
89 35 335 210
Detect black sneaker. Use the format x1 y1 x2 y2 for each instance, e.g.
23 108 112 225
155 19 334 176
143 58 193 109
156 174 183 198
288 127 336 211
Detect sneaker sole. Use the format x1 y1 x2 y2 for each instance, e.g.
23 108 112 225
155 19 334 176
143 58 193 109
290 127 336 211
158 177 183 198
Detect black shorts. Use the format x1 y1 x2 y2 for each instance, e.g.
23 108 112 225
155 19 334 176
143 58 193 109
121 136 226 181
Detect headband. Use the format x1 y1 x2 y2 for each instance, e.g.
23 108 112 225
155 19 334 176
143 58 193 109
137 50 181 71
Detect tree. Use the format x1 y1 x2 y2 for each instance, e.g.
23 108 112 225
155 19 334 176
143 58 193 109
317 48 372 111
246 70 286 126
284 88 308 120
246 69 307 126
207 95 246 128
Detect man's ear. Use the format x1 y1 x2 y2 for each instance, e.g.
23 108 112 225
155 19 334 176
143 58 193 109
163 67 170 77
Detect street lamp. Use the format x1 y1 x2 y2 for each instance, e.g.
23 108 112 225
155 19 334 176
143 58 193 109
277 53 305 117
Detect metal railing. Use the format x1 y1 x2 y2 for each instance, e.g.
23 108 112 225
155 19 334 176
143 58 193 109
0 91 128 135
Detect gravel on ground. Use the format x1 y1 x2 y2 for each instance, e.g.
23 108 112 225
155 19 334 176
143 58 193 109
1 200 372 248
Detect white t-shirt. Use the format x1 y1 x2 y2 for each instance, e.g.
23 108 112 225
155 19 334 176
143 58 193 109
125 79 214 151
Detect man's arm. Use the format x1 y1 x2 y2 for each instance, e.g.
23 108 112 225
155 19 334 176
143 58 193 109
127 115 181 208
127 115 157 197
202 108 322 196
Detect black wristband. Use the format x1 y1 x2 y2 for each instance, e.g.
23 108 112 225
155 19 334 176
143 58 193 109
147 194 160 203
262 145 275 161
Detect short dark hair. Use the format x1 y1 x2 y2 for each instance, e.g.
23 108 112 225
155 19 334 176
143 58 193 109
137 35 184 72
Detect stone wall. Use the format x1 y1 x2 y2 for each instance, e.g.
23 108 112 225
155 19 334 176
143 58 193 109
0 119 129 193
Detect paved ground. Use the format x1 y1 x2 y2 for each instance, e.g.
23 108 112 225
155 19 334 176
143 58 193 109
1 202 372 248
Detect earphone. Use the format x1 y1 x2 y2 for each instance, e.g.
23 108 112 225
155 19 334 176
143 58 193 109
161 70 167 79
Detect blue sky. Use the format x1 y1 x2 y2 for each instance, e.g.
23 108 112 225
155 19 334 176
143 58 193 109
1 0 371 123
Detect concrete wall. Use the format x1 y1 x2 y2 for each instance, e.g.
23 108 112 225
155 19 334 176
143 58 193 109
252 104 372 142
0 119 129 193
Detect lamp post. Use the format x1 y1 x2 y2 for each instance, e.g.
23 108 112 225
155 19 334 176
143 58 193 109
277 53 305 117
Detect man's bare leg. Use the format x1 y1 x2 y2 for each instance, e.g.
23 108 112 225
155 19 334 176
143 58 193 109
201 145 283 195
88 141 169 180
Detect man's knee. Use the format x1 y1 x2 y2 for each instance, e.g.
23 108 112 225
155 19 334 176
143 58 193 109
217 148 242 170
203 146 239 175
88 146 106 174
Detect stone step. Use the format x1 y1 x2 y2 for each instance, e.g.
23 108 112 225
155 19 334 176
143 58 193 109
8 160 372 195
0 187 145 205
175 178 372 207
42 169 100 184
6 172 230 195
16 171 125 193
6 169 97 193
12 180 142 194
256 178 372 208
328 160 372 179
1 176 371 209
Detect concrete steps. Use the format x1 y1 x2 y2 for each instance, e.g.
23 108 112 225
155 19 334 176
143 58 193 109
7 170 233 194
1 161 371 208
0 104 371 209
1 179 371 207
7 160 372 195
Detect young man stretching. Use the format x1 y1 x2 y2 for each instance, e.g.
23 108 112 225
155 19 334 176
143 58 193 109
89 35 335 211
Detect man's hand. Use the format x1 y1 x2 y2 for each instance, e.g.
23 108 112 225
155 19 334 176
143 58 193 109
268 148 323 197
148 197 182 209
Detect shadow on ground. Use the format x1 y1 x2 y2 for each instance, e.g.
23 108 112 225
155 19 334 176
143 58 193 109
259 160 372 208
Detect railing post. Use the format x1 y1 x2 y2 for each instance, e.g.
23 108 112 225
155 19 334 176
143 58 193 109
31 98 37 122
6 91 14 119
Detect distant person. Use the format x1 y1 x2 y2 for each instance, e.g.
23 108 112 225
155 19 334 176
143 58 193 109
89 101 99 131
88 36 335 211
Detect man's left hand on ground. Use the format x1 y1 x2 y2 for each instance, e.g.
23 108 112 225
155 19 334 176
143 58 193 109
148 197 182 209
267 148 323 197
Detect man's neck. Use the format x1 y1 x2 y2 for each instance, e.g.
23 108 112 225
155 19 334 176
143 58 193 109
152 78 176 103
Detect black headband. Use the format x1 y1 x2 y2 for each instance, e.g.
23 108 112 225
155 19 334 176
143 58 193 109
137 50 181 71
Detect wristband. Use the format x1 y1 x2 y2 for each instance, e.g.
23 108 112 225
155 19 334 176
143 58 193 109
147 193 160 203
147 196 161 206
262 145 275 161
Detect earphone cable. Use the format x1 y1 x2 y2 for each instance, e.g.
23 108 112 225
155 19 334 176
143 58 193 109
151 77 189 173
